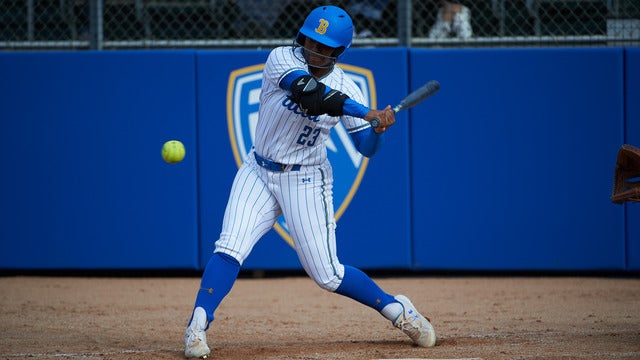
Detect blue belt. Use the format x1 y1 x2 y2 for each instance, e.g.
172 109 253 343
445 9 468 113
254 152 301 172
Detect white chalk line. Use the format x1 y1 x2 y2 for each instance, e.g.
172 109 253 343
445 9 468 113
3 349 172 358
373 358 484 360
440 327 640 340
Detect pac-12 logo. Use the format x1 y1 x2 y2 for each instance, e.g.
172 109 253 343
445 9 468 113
227 64 377 247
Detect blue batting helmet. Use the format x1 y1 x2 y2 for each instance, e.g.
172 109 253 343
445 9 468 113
296 5 353 57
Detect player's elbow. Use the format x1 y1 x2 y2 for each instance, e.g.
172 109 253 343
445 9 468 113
359 145 378 158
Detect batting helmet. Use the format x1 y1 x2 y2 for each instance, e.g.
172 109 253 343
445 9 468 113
296 5 353 58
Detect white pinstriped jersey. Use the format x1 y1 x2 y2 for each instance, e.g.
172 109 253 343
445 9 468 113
254 46 370 166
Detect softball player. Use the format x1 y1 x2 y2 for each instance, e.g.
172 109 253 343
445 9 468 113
185 5 436 358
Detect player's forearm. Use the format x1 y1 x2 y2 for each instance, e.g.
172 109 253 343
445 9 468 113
351 127 384 158
342 98 369 119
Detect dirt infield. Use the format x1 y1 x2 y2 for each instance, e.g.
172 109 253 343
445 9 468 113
1 275 639 360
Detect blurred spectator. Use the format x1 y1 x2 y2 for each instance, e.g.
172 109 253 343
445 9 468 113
235 0 292 37
428 0 473 39
347 0 390 38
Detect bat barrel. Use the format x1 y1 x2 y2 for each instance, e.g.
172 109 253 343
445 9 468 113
371 79 440 128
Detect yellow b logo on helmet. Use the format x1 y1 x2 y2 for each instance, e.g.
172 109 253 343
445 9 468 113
315 19 329 35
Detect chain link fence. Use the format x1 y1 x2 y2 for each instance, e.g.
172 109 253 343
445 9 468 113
1 0 639 49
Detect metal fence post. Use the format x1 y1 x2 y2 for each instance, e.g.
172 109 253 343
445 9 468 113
398 0 412 47
89 0 104 50
27 0 34 41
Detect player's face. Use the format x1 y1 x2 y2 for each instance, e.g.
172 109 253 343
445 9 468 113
302 37 336 69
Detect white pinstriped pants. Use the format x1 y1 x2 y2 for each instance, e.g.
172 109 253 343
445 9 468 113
214 150 345 291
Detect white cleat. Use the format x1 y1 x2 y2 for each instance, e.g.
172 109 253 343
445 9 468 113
393 295 436 347
185 307 211 358
185 327 210 358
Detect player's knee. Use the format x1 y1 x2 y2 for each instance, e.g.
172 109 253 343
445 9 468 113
308 266 345 292
314 276 341 292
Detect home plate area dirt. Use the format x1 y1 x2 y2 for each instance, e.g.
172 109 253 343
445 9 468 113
1 275 639 359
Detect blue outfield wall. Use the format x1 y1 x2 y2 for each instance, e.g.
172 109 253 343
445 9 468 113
0 51 200 269
410 48 626 271
0 48 637 271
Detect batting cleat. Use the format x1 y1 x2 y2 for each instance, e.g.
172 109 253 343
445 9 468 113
185 307 211 358
392 295 436 347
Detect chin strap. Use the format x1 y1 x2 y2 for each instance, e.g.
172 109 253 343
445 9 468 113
293 41 337 70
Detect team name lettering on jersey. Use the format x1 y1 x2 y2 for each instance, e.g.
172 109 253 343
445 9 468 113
282 98 320 122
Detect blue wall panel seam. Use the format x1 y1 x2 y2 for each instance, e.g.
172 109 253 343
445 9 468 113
406 49 416 270
194 52 204 271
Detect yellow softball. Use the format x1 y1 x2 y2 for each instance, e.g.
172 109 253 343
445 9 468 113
161 140 186 164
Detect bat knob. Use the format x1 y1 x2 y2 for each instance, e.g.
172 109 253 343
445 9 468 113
370 118 380 128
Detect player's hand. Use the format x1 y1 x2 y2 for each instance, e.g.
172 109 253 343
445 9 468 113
366 106 395 134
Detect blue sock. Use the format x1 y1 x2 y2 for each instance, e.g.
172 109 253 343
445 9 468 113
335 265 396 312
193 252 241 327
